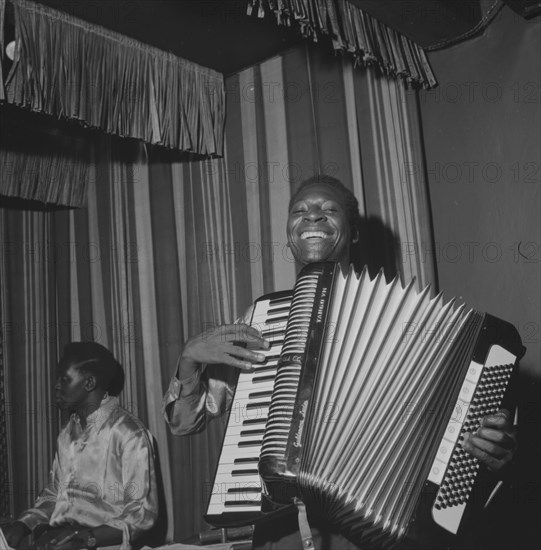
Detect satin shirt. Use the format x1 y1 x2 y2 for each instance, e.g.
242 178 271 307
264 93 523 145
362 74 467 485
19 396 158 550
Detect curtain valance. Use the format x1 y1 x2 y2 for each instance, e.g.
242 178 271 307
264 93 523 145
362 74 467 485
0 0 225 156
248 0 437 88
0 106 92 206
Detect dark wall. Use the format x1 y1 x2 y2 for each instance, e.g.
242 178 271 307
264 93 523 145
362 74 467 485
419 6 540 549
420 5 540 380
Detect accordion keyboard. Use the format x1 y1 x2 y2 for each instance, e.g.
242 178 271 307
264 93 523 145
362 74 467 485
205 292 291 524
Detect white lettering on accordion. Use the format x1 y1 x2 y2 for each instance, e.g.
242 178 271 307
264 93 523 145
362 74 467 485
316 287 327 323
293 401 309 447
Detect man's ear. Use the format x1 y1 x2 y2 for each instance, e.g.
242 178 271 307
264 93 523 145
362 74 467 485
84 375 97 392
351 229 360 244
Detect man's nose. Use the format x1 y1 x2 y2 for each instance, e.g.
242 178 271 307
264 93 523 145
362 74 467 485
303 209 326 222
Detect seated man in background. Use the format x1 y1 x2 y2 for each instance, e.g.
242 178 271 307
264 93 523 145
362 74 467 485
4 342 158 550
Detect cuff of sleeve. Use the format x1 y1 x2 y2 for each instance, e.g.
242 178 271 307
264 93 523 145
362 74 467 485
17 515 45 533
178 367 203 398
104 520 131 550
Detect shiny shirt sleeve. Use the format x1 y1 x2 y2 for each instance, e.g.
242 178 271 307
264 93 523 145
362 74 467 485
18 456 61 531
162 360 236 436
163 306 254 436
103 429 158 547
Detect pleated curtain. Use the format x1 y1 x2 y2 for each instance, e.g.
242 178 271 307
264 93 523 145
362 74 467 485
0 43 436 538
2 0 225 157
0 204 59 521
224 44 437 292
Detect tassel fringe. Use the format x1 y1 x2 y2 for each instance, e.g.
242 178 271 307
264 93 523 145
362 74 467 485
248 0 437 88
2 0 225 156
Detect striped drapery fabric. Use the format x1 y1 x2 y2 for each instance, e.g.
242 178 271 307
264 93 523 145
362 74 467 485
0 44 436 539
0 205 58 519
0 293 13 519
224 44 437 291
248 0 437 89
1 0 225 156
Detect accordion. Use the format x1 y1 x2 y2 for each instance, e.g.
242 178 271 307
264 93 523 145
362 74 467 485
206 262 524 548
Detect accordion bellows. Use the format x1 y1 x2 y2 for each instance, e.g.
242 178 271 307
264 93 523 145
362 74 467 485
206 262 524 549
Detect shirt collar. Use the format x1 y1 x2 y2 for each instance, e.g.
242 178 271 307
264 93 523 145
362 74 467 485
70 394 120 433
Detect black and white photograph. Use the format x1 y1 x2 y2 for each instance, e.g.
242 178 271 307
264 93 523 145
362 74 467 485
0 1 539 549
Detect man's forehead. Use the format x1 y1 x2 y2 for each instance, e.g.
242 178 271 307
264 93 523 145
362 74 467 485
56 361 78 375
291 183 344 204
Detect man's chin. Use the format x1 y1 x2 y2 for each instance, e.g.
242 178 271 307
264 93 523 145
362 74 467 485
56 400 72 412
296 248 337 265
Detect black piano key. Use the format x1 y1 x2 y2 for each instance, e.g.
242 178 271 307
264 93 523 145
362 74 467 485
246 401 271 410
267 305 290 314
240 429 266 436
224 500 262 507
234 457 259 464
269 295 292 305
260 326 284 336
238 440 263 447
265 315 289 324
227 487 262 494
248 390 273 399
242 417 267 426
231 469 259 476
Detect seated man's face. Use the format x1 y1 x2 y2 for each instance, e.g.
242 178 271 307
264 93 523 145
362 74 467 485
287 183 352 266
55 363 89 412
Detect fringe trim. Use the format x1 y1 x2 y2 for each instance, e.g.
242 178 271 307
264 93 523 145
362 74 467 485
247 0 437 88
3 0 225 155
0 147 90 207
0 108 92 207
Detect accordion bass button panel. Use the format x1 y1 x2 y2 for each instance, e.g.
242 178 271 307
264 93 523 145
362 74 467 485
205 292 291 524
428 362 484 486
430 344 517 535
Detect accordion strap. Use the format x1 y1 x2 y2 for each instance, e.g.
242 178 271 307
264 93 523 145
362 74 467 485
294 498 315 550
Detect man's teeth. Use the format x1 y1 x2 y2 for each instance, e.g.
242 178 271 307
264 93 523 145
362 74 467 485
301 231 328 240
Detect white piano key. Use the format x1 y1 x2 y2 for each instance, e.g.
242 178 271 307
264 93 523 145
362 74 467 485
207 502 262 515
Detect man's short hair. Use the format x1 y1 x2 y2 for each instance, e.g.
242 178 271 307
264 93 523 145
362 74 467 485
60 342 125 396
288 174 362 235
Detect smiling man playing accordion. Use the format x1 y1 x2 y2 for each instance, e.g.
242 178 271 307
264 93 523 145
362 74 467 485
163 175 522 550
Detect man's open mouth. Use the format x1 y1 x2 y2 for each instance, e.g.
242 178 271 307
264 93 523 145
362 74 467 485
300 231 330 240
